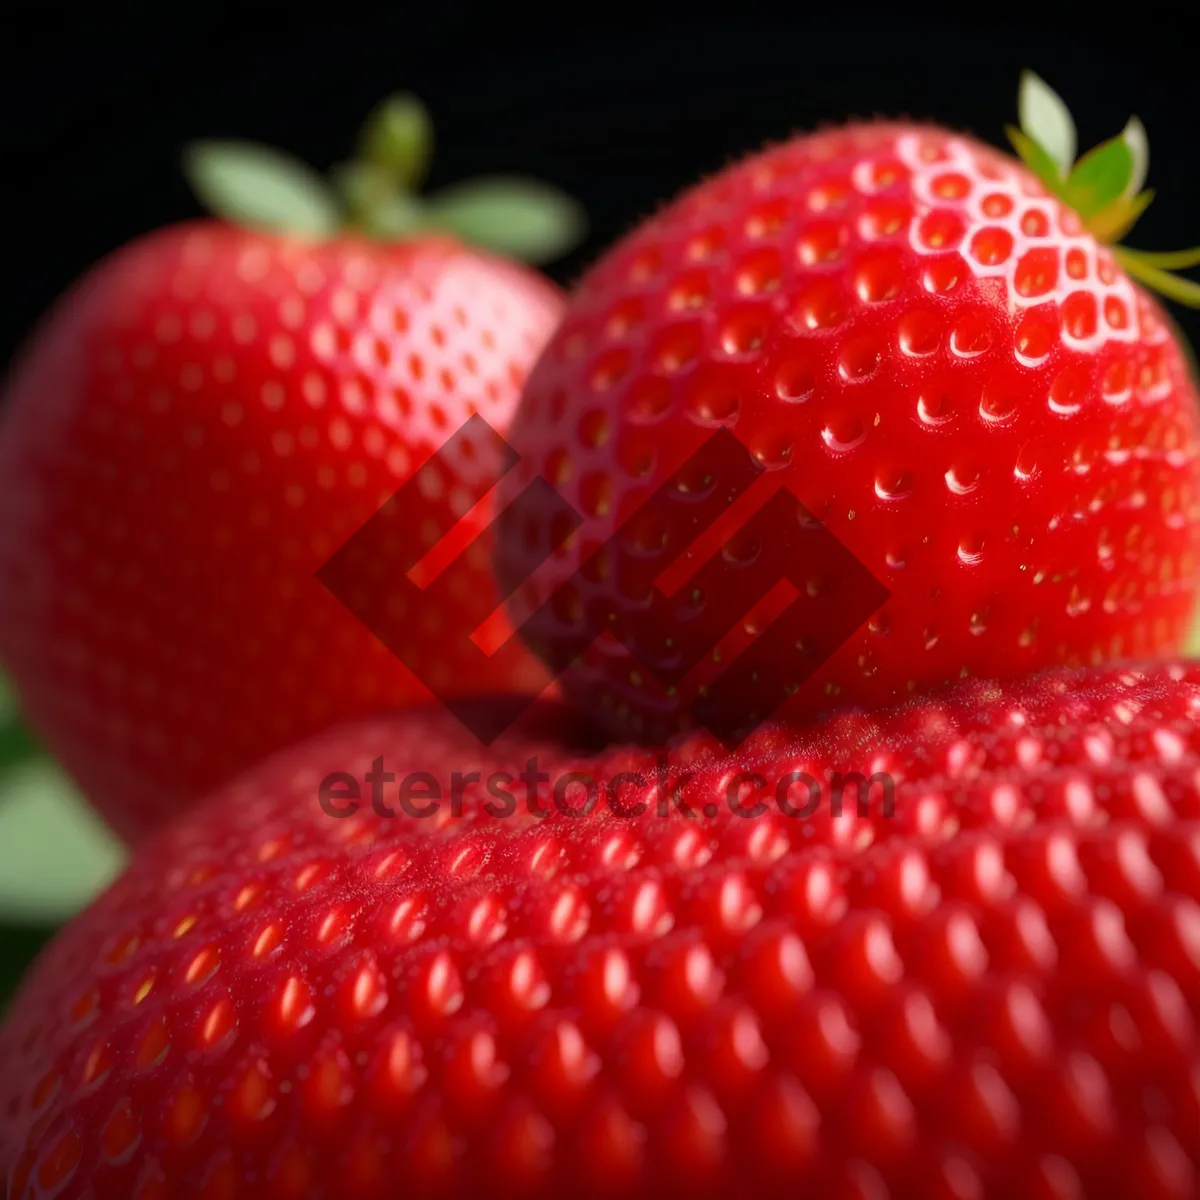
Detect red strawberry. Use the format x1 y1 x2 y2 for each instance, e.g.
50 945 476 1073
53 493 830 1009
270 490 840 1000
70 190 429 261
5 660 1200 1198
497 74 1200 743
0 95 582 839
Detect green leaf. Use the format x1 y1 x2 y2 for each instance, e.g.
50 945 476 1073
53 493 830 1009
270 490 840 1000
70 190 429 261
1005 125 1064 192
0 674 41 774
1088 188 1155 244
0 761 126 922
0 720 39 774
1115 247 1200 308
1062 134 1136 217
183 141 341 237
1018 71 1076 173
1122 116 1149 198
1118 245 1200 271
423 176 586 264
358 93 435 192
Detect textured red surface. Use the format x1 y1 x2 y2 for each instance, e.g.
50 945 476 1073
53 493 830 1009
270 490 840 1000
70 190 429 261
3 661 1200 1197
0 224 562 838
498 123 1200 741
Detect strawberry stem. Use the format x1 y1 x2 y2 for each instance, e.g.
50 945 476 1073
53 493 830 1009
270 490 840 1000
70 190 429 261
357 93 434 193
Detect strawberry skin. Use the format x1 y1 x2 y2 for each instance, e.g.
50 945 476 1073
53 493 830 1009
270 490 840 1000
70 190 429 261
4 661 1200 1198
0 222 562 839
497 124 1200 741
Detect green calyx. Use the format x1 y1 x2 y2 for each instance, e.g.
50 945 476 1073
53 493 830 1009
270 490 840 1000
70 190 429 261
0 672 41 776
182 93 585 264
1007 71 1200 306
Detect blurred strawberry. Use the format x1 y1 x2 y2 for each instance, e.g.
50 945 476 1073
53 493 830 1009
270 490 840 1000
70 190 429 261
4 660 1200 1197
0 95 583 839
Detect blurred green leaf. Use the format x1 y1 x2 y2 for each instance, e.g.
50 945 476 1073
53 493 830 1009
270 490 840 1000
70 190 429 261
1115 247 1200 308
183 140 341 237
1119 245 1200 271
331 160 427 238
1088 188 1156 244
1018 71 1076 174
0 721 39 772
331 158 394 216
0 672 42 773
0 760 126 922
1004 125 1063 192
424 176 586 264
1122 116 1149 198
358 92 435 192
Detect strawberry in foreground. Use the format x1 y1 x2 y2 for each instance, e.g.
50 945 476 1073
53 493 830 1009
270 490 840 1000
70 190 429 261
497 72 1200 743
4 661 1200 1198
0 95 581 840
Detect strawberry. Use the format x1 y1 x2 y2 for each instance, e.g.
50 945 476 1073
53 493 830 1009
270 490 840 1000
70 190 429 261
0 95 582 839
497 73 1200 744
4 659 1200 1198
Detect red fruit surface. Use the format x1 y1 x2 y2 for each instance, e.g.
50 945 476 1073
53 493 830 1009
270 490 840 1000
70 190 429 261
5 660 1200 1198
497 123 1200 741
0 223 562 838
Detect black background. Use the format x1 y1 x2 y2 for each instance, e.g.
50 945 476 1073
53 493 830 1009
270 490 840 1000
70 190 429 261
4 2 1200 371
2 2 1199 994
